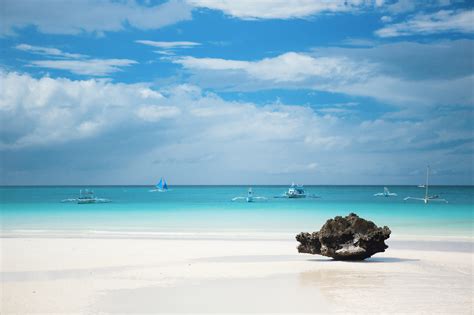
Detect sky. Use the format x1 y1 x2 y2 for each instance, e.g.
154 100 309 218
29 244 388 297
0 0 473 185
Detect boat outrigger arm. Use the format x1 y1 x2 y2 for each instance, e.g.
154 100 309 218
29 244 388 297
404 166 448 204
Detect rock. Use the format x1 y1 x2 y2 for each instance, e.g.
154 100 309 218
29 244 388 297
296 213 391 260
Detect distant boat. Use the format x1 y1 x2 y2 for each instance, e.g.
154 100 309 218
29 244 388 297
374 187 398 197
404 166 448 204
232 187 267 202
274 183 320 199
286 183 306 198
61 189 111 204
150 177 169 192
77 189 97 204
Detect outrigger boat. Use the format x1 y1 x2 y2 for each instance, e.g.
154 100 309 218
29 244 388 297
275 183 319 199
232 187 267 202
404 166 448 204
374 187 397 197
61 189 111 204
77 189 96 204
286 183 306 198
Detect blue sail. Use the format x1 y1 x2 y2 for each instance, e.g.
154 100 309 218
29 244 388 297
156 178 163 189
155 177 168 191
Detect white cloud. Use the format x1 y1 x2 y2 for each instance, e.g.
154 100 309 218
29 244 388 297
328 74 474 107
15 43 137 76
15 44 86 59
380 15 392 23
376 9 474 37
173 52 372 83
375 0 385 6
187 0 371 19
0 71 163 147
1 71 472 185
384 0 416 14
2 0 192 36
29 59 137 76
169 41 473 109
154 50 176 56
136 105 181 122
136 40 201 49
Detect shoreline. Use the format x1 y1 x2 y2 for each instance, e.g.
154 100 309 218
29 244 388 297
2 228 473 242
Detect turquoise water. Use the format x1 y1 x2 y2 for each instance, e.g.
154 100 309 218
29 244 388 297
1 186 473 238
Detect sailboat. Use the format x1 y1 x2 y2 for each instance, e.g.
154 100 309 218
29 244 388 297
404 166 448 204
374 187 397 197
150 177 169 192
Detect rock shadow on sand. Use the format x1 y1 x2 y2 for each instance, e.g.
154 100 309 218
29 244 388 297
306 256 419 263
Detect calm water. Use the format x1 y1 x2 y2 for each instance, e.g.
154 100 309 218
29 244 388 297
1 186 473 238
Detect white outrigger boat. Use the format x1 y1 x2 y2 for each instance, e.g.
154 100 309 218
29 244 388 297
374 187 397 197
232 187 267 202
404 166 448 204
61 189 111 204
275 183 320 199
77 189 97 204
286 183 306 198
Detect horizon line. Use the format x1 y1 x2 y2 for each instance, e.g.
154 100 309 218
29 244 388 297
1 184 472 187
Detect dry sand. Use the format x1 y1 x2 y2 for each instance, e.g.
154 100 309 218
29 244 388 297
1 237 473 314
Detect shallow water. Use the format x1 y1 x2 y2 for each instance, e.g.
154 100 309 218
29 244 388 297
1 186 473 238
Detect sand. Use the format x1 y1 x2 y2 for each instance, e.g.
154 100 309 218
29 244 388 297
1 237 473 314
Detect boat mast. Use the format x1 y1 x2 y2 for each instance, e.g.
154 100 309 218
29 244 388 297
425 166 430 200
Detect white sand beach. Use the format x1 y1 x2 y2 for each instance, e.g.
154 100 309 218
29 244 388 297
1 236 473 314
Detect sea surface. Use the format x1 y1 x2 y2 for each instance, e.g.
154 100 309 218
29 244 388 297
1 186 473 239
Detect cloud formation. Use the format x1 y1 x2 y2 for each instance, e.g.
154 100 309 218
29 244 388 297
1 0 192 36
169 43 473 109
136 40 201 49
136 40 201 56
376 9 474 37
16 43 137 76
29 59 138 76
1 71 472 184
187 0 373 19
15 44 86 59
173 52 372 83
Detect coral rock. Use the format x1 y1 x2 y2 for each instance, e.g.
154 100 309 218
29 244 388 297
296 213 391 260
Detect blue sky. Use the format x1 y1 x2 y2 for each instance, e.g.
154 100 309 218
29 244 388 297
0 0 473 185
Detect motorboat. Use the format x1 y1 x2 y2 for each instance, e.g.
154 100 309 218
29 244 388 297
374 187 397 197
286 183 306 198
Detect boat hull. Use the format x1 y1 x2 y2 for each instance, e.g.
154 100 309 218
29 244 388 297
286 194 306 198
77 199 96 204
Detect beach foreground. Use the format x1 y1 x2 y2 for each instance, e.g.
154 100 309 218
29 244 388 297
1 237 473 314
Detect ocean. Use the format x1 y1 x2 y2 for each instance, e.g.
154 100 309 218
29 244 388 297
1 186 473 239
